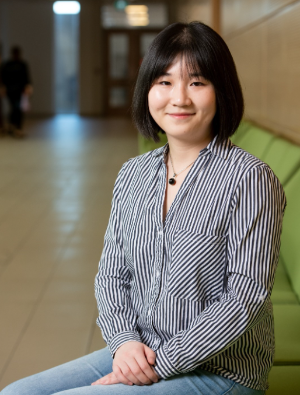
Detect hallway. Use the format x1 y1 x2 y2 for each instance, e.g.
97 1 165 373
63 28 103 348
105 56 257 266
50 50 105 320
0 116 138 389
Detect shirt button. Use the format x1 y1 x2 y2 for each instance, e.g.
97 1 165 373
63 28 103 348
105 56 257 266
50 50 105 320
158 231 163 236
148 309 151 316
156 270 160 277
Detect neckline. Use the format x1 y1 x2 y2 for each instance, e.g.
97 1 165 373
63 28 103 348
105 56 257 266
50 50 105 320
162 148 211 228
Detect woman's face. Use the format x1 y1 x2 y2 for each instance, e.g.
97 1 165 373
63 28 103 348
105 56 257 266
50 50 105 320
148 56 216 144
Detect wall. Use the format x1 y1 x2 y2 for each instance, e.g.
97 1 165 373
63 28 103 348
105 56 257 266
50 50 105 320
79 0 104 116
0 0 54 115
173 0 211 26
222 0 300 143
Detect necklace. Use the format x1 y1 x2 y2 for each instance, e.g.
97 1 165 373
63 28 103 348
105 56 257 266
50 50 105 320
168 153 196 185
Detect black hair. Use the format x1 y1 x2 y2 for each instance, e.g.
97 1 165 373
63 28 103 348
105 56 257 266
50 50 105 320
132 21 244 143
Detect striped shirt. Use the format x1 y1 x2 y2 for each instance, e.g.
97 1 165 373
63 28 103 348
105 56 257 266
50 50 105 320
94 135 286 391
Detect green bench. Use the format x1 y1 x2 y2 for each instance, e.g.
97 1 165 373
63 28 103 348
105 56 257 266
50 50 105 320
236 124 276 160
231 122 300 394
138 131 167 155
230 120 251 144
269 168 300 393
233 121 300 187
139 122 300 393
263 137 300 185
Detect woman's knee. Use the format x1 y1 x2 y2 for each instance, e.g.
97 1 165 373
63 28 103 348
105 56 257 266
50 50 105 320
1 378 32 395
1 372 51 395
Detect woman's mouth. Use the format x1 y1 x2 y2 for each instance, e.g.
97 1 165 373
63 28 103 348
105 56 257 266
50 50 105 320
168 113 195 119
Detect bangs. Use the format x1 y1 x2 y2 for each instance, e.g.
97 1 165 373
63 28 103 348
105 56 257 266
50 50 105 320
148 29 214 85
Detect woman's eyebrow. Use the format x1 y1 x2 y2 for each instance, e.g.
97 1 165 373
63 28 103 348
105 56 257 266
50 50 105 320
189 72 203 77
158 71 204 78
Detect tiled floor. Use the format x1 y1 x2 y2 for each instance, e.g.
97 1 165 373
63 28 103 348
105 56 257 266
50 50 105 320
0 115 138 389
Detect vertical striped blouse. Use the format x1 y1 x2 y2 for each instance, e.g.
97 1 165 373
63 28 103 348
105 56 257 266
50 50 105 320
94 136 286 391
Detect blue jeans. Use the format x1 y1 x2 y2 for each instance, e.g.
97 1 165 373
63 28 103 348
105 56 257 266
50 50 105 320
1 347 264 395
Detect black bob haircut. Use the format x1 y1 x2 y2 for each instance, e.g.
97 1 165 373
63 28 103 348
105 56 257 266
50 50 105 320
132 21 244 143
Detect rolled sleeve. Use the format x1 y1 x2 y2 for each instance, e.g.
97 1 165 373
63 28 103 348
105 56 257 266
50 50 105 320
94 162 142 357
154 346 181 379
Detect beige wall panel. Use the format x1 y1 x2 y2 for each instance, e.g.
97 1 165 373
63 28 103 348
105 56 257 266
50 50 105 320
263 15 286 129
261 8 300 137
226 1 300 143
281 4 300 134
228 26 265 121
222 0 293 36
176 0 211 26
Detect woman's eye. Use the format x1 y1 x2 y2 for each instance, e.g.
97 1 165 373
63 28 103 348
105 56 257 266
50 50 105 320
191 81 204 86
159 81 171 86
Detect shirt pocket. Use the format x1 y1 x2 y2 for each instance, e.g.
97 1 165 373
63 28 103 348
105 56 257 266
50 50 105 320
167 229 227 302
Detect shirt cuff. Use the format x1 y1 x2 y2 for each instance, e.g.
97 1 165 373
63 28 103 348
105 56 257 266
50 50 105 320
154 345 181 379
108 331 142 357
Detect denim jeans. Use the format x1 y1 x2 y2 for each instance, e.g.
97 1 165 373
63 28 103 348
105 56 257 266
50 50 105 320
1 347 265 395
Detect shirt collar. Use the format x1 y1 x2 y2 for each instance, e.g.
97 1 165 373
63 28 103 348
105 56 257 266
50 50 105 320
152 135 232 161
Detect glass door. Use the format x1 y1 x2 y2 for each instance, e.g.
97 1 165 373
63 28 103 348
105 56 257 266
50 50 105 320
104 29 161 116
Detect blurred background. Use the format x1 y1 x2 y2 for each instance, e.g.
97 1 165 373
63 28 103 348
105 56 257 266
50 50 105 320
0 1 299 393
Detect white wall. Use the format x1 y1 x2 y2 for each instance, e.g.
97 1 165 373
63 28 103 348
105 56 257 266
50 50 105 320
0 0 54 115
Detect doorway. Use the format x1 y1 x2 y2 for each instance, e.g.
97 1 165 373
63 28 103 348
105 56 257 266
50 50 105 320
103 29 161 116
54 6 80 114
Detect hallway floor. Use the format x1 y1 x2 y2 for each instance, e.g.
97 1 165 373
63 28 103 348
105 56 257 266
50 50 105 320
0 116 138 389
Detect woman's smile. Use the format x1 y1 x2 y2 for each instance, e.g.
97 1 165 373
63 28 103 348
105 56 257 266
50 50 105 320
148 56 216 145
168 112 195 119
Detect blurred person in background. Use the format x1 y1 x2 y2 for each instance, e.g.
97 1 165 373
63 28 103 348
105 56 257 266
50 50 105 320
0 45 33 138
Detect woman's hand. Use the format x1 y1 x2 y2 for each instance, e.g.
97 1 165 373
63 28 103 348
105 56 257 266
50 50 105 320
92 371 125 386
92 341 159 386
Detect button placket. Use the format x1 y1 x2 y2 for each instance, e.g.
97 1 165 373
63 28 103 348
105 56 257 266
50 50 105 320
149 228 163 309
149 163 166 318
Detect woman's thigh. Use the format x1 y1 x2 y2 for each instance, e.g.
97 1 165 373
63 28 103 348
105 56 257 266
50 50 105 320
53 372 263 395
2 355 264 395
1 347 113 395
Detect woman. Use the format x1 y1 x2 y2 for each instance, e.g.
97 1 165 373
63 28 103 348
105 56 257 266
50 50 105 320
1 22 285 395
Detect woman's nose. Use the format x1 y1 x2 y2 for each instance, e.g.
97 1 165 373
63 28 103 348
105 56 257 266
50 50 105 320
170 84 191 106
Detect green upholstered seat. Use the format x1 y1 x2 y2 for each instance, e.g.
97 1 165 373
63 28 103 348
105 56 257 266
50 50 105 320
280 169 300 301
267 366 300 394
230 120 251 144
236 125 275 160
138 132 168 155
271 257 299 304
263 137 300 185
273 305 300 364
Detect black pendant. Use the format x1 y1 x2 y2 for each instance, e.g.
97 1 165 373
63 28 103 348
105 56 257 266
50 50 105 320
169 178 176 185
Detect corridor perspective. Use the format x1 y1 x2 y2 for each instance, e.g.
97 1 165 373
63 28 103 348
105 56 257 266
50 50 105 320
1 0 300 394
0 117 138 389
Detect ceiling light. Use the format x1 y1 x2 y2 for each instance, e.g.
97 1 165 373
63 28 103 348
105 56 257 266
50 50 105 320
53 1 81 15
125 5 148 14
125 5 149 26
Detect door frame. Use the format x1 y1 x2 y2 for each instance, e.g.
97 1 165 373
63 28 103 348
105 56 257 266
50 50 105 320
103 28 162 116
